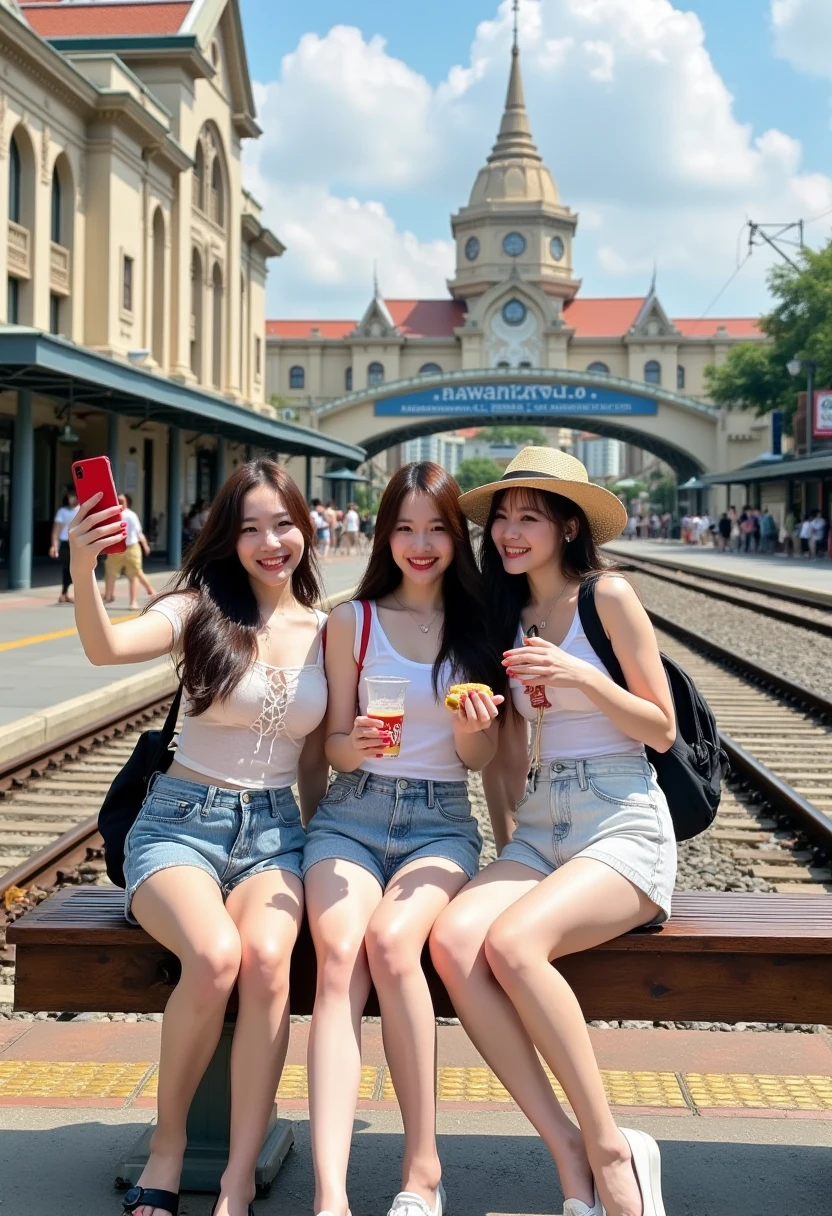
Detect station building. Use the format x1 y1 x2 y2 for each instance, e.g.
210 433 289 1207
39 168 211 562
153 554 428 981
267 38 771 504
0 0 363 588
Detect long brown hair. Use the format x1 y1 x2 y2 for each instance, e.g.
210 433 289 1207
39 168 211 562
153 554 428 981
480 486 610 658
151 459 321 715
355 462 501 696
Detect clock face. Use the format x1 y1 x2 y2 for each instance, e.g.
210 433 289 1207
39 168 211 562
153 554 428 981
502 232 527 258
465 236 480 262
550 236 565 262
502 298 527 327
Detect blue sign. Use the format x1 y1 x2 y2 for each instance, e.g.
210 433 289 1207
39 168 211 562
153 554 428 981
374 382 657 418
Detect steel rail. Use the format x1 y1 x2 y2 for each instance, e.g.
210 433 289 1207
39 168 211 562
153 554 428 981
616 550 832 612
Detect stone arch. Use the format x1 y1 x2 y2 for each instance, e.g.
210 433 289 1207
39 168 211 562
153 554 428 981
151 207 166 366
8 124 37 324
212 262 224 388
201 121 228 230
190 247 204 382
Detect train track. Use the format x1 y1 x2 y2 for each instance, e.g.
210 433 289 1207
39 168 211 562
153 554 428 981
618 553 832 637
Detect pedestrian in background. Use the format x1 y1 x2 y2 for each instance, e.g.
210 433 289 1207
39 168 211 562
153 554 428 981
49 488 79 604
104 494 154 610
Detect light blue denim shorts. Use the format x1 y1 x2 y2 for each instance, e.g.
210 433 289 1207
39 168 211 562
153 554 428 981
123 772 305 923
302 769 482 889
500 753 676 922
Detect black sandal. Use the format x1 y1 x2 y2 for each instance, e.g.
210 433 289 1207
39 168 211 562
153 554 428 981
121 1186 180 1215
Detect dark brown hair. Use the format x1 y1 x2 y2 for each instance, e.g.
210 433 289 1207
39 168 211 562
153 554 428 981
150 459 321 715
355 461 501 696
480 486 609 658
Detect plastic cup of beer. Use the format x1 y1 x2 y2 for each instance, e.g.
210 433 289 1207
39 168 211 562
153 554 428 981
366 677 409 758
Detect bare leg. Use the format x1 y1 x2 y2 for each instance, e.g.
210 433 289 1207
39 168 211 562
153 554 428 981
430 862 593 1203
484 858 660 1216
130 867 242 1216
305 860 384 1216
211 869 304 1216
104 570 116 603
139 570 155 596
128 574 141 610
365 858 468 1207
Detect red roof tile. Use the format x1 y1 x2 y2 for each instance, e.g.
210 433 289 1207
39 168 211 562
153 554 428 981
674 317 761 338
562 298 644 337
266 320 356 339
385 299 466 338
21 1 192 38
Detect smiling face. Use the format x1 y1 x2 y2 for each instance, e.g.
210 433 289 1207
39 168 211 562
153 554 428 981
389 490 454 586
490 488 578 578
235 483 306 590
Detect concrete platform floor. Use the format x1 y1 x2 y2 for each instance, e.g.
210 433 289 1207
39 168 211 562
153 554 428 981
0 554 366 727
605 538 832 601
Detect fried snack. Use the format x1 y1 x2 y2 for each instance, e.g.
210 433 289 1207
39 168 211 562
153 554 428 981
444 682 494 711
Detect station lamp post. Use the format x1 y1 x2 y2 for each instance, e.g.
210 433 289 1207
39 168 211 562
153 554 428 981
787 357 816 457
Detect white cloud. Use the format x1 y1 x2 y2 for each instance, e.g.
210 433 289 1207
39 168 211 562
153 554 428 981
245 0 832 319
772 0 832 78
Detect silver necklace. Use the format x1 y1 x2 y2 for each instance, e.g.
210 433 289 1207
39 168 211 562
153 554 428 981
393 593 441 634
534 579 571 631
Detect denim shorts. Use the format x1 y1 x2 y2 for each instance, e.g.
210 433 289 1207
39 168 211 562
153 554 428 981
500 754 676 922
302 769 482 889
123 772 305 923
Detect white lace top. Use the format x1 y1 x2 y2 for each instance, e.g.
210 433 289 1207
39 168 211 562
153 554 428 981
149 594 328 789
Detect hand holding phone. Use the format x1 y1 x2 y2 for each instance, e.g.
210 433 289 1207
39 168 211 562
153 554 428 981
70 457 127 568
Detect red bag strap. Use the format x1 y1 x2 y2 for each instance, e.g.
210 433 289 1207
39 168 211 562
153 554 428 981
320 600 372 676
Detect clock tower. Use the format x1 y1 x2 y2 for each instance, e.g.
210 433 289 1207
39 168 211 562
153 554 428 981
448 14 580 309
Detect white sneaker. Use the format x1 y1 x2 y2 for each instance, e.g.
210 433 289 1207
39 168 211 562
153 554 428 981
620 1128 667 1216
387 1181 447 1216
562 1185 604 1216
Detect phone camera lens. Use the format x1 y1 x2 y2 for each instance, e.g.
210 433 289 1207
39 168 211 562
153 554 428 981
75 466 83 479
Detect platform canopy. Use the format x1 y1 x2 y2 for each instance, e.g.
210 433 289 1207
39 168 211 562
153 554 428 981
0 328 365 465
701 451 832 486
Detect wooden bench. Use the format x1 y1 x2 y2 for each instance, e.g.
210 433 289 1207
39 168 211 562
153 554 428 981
9 886 832 1193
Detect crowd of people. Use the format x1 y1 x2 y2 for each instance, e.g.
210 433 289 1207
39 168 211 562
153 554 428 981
50 489 153 607
66 448 673 1216
308 498 377 559
680 505 830 557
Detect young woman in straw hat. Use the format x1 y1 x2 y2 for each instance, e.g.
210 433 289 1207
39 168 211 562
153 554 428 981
430 447 675 1216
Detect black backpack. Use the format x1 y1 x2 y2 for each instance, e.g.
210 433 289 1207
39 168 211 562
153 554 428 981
98 685 183 887
578 577 728 841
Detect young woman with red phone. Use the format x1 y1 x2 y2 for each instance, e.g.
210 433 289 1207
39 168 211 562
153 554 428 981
69 459 329 1216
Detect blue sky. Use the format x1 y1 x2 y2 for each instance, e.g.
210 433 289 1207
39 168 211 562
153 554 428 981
238 0 832 319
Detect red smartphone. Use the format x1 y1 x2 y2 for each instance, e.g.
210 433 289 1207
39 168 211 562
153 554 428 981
71 456 126 555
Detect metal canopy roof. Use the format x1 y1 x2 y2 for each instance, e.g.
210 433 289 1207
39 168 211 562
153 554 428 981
0 328 365 465
701 451 832 486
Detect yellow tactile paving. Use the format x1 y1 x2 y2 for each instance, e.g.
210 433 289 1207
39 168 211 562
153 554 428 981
1 1063 830 1109
0 1061 149 1099
685 1073 832 1110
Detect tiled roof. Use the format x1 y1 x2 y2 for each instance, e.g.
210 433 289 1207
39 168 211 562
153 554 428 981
267 297 759 342
20 1 192 38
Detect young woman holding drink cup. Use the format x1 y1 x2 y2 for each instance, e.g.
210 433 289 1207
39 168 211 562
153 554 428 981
302 461 504 1216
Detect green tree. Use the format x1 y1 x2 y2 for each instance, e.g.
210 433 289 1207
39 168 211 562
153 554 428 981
705 239 832 429
455 457 504 492
484 425 547 446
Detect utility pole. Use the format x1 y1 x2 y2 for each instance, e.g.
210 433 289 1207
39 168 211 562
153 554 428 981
747 220 805 271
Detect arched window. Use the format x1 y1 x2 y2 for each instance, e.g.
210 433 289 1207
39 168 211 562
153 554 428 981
289 366 305 390
190 248 203 382
519 360 532 369
210 156 225 228
368 362 384 387
51 170 61 244
496 361 510 370
419 362 442 375
9 135 21 224
587 361 609 375
644 360 661 385
345 367 353 392
151 208 165 366
193 141 205 210
212 263 223 388
677 365 686 391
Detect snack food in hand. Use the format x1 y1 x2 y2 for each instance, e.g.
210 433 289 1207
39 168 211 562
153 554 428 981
444 683 494 711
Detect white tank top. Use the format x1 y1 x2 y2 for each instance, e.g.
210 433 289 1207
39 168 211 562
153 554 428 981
355 600 465 782
149 595 328 789
511 610 643 761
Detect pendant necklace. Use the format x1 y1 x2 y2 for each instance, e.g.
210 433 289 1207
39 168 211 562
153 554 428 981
536 579 571 631
393 593 441 634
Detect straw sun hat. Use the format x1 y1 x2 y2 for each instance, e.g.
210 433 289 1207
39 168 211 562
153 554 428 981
458 446 628 545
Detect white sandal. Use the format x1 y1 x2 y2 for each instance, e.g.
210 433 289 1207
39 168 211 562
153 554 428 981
563 1188 603 1216
620 1128 667 1216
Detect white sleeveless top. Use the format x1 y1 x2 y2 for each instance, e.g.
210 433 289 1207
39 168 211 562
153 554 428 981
355 600 465 782
149 594 328 790
511 609 643 761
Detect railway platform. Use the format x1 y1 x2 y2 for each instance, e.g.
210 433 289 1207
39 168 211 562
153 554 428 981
0 1020 830 1215
0 555 367 730
605 538 832 603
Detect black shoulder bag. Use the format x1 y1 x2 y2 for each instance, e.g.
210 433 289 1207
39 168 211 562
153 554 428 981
578 577 728 841
98 684 183 887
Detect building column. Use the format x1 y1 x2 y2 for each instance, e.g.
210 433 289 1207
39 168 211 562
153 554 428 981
167 425 182 569
216 437 228 486
9 391 34 590
107 413 120 483
305 456 312 503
